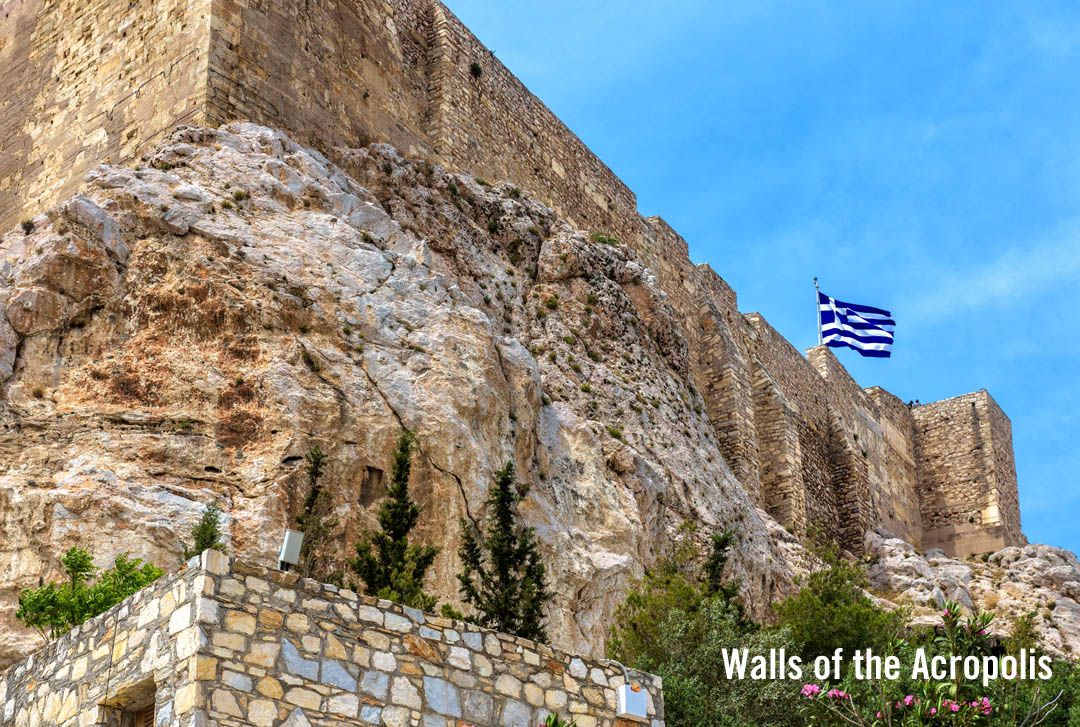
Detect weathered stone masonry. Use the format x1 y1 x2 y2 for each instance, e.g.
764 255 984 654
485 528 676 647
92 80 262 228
0 0 1024 556
0 550 664 727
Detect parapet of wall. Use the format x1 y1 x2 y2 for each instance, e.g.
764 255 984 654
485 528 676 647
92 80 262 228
0 0 212 231
913 391 1025 556
0 551 665 727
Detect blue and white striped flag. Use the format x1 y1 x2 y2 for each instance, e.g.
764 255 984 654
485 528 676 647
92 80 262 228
818 291 895 358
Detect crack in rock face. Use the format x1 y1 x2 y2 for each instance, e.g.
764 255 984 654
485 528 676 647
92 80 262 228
0 123 791 666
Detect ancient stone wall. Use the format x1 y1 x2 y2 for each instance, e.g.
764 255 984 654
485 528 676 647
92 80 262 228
0 550 665 727
743 315 842 543
618 214 1001 555
866 387 923 542
0 0 1025 560
637 218 759 495
426 3 641 245
913 391 1025 556
2 0 639 248
205 0 438 162
0 0 212 232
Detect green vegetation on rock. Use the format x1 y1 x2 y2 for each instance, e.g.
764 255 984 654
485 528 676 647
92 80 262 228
16 548 162 640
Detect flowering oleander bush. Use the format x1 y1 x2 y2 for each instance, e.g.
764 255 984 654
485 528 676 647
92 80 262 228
609 525 1080 727
798 602 1066 727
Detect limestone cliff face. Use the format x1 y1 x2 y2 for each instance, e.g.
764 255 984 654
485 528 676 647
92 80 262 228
0 124 791 666
864 531 1080 657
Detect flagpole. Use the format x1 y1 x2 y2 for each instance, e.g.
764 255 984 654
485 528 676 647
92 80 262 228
814 277 822 346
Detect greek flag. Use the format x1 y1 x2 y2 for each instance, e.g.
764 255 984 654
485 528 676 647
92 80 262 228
818 291 894 358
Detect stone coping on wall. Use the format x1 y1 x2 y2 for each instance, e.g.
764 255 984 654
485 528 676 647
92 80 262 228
0 550 665 727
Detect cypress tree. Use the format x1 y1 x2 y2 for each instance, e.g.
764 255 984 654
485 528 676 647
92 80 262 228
295 445 342 583
349 431 440 611
182 502 228 560
453 461 550 642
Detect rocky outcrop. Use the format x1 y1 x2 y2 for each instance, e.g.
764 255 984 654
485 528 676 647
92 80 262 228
865 530 1080 657
0 123 792 667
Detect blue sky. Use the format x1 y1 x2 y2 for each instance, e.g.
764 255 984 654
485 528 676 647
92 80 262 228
444 1 1080 554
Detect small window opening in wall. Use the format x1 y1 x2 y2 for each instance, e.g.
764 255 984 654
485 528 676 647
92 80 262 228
98 677 156 727
129 705 154 727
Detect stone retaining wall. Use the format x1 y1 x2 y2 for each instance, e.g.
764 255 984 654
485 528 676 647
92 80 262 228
0 550 665 727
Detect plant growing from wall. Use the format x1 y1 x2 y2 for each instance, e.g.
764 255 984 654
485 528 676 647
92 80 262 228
349 431 441 611
294 445 343 584
448 461 551 642
16 548 163 640
182 501 228 560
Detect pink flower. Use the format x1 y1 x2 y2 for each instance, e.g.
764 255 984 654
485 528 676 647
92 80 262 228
904 695 915 707
801 684 822 698
930 708 937 715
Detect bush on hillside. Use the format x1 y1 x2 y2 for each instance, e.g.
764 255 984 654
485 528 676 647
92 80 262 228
608 523 802 727
773 530 906 664
182 501 228 560
449 461 551 642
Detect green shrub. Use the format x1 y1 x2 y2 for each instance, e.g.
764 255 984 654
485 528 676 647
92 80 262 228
301 346 319 371
773 532 905 663
294 446 342 583
609 524 800 727
539 716 576 727
17 548 162 640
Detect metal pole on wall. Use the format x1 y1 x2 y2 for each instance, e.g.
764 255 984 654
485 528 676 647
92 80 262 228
814 277 823 346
